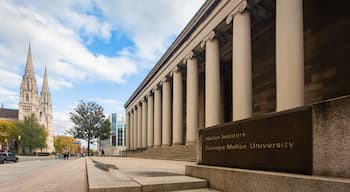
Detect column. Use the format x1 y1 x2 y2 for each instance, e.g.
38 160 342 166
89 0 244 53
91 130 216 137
227 1 252 121
162 77 172 146
154 85 162 147
137 102 142 148
142 98 147 148
276 0 304 111
185 52 198 144
172 66 183 145
126 112 130 150
131 110 135 150
147 92 154 147
201 31 221 127
134 106 138 149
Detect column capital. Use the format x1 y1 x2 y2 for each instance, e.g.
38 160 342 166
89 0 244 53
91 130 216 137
183 51 195 64
137 101 142 106
200 31 216 48
226 0 248 24
172 65 182 74
162 75 171 83
153 83 161 90
147 90 153 97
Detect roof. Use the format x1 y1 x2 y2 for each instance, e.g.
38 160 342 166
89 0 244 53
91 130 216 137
0 108 19 120
124 0 220 108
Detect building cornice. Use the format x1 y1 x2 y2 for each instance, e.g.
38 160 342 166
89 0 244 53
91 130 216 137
124 0 220 109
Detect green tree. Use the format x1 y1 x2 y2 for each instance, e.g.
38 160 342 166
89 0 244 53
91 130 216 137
68 101 111 155
18 113 48 153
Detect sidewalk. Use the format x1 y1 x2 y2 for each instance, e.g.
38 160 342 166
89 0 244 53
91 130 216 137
0 158 87 192
87 157 218 192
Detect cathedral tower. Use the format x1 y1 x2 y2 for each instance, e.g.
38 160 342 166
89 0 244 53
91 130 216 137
18 44 54 152
19 44 39 120
39 66 54 152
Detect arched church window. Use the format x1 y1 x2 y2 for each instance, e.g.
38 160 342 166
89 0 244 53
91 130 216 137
26 94 29 102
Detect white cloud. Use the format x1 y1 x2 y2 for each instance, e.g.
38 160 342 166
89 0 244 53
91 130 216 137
52 111 73 135
0 0 205 135
92 98 125 114
95 0 205 65
0 87 18 108
0 0 137 90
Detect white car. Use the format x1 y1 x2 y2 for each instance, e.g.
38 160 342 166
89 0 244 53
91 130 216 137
1 152 19 163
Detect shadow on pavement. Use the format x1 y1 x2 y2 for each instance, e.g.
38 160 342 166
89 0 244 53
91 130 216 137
92 159 118 172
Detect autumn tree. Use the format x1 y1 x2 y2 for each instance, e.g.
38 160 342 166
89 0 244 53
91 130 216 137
54 135 74 153
68 101 111 155
18 113 48 153
0 120 17 149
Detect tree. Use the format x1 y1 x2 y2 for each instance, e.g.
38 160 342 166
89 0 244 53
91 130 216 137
68 101 111 155
0 120 18 150
18 113 48 153
54 135 74 154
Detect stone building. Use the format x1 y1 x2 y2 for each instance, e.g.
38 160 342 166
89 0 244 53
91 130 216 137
18 45 54 153
124 0 349 191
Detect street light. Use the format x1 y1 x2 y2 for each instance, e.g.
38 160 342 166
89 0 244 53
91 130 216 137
4 138 8 151
17 135 21 154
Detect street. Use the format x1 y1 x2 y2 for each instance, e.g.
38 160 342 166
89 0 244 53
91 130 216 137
0 157 87 192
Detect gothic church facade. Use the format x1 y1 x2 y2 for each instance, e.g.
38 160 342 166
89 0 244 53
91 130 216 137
19 45 54 152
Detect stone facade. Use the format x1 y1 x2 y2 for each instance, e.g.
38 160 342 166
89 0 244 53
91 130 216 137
19 45 54 152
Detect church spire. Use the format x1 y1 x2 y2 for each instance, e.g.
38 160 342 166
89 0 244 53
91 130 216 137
24 43 35 77
41 65 50 93
19 43 39 121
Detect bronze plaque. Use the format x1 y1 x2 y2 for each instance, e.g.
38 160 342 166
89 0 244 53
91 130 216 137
201 107 312 174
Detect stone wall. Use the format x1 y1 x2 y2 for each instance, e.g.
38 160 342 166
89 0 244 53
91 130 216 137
312 95 350 178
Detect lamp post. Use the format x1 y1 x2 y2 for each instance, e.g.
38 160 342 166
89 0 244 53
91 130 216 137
17 135 21 154
4 138 8 152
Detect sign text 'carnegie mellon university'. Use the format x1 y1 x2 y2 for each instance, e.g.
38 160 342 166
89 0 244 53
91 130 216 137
200 107 312 175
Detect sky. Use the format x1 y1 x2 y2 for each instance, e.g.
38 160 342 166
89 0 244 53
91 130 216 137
0 0 205 135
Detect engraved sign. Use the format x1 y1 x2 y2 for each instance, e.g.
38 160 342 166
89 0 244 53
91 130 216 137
200 107 312 174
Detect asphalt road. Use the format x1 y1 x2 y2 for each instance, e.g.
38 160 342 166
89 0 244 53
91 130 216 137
0 158 87 192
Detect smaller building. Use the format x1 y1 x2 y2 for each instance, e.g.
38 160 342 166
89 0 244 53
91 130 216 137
0 107 18 151
98 113 126 156
0 108 19 121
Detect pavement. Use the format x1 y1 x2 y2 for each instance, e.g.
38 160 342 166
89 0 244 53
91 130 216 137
0 158 87 192
87 157 219 192
0 156 219 192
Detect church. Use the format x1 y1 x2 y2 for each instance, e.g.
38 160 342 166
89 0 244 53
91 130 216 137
0 44 54 153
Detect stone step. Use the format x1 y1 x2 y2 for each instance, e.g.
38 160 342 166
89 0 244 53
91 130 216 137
136 175 208 192
128 145 196 161
86 157 207 192
169 188 221 192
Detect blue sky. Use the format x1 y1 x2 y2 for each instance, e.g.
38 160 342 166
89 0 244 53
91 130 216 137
0 0 204 134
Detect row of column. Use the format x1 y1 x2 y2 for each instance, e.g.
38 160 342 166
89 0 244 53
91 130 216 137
126 0 304 150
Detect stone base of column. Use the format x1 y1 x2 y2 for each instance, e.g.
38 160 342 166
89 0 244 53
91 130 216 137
153 145 161 148
185 141 196 146
172 142 184 146
161 144 171 147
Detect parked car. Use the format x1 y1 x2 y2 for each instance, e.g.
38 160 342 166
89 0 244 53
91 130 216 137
1 152 18 163
0 155 4 164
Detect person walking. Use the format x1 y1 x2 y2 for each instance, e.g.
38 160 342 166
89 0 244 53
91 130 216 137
101 149 105 157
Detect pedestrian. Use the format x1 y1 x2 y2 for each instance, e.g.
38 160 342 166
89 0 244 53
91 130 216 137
101 149 105 157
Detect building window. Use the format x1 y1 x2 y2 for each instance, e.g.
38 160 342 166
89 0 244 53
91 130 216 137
117 128 123 146
26 94 29 102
